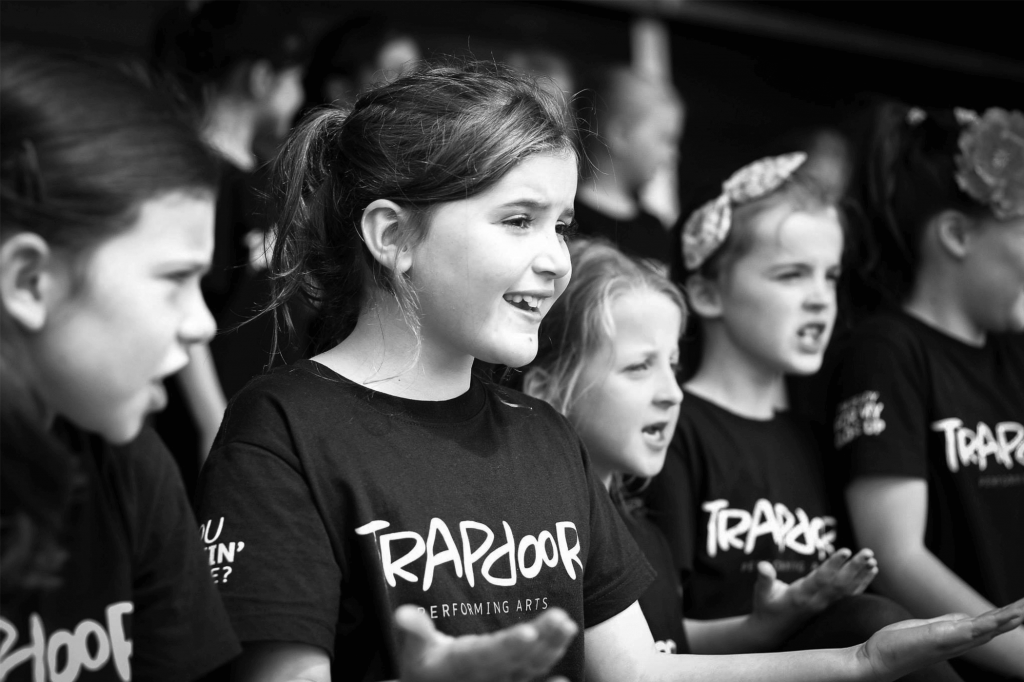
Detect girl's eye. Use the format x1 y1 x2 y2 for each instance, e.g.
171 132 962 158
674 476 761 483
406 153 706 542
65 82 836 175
503 215 533 230
557 219 579 239
625 360 650 373
165 272 194 284
776 270 802 281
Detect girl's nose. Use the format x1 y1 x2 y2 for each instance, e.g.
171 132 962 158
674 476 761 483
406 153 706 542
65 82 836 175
655 365 684 407
804 277 835 311
533 228 572 280
180 285 217 346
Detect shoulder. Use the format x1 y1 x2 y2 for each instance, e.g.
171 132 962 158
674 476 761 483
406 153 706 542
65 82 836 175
486 382 577 430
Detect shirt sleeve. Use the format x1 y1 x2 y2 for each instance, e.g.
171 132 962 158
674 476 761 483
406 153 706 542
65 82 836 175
578 439 655 628
118 428 241 682
193 388 342 656
828 332 929 481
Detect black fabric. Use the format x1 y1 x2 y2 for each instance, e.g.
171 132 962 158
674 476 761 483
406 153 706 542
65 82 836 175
828 309 1024 609
209 269 316 400
616 506 689 654
573 201 673 265
645 393 840 620
194 360 654 682
0 422 240 681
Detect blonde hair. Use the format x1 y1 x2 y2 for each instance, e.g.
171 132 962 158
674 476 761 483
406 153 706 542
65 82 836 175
525 238 686 418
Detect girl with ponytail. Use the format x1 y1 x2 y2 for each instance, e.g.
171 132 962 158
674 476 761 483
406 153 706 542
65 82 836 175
829 102 1024 680
194 63 1024 682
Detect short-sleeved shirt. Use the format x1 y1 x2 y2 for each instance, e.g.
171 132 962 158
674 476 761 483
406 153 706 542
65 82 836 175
645 393 838 620
828 310 1024 607
616 506 689 654
0 422 240 681
194 360 653 681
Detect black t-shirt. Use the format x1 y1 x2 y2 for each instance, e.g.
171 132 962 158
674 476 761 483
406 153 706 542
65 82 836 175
828 310 1024 607
573 200 673 265
0 422 240 681
616 506 689 655
645 393 839 620
194 360 653 682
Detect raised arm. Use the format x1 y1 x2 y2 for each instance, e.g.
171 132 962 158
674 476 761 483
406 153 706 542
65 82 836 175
847 475 1024 677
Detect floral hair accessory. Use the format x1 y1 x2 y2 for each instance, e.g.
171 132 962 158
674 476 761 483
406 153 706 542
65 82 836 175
955 107 1024 220
906 107 927 126
682 152 807 271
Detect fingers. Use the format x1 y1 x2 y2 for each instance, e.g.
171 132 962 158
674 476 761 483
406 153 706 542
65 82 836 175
509 608 579 676
833 548 878 596
756 560 778 581
395 604 445 648
968 598 1024 641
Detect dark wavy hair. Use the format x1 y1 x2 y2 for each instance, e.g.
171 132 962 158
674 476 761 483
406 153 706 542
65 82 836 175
266 59 581 355
843 101 992 315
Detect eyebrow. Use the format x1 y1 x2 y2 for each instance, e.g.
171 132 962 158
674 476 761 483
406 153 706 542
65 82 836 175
497 199 575 218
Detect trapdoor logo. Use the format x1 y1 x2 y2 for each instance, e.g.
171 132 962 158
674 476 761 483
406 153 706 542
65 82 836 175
933 418 1024 473
703 498 836 561
0 603 133 681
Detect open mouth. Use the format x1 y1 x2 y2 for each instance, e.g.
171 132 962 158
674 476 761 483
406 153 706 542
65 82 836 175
797 322 826 343
642 422 668 439
504 293 542 313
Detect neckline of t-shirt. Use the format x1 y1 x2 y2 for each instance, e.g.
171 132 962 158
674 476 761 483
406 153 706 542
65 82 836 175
681 389 785 426
297 359 488 423
894 308 991 355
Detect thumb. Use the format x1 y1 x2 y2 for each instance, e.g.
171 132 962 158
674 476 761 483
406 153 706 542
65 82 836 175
395 604 442 658
753 561 777 598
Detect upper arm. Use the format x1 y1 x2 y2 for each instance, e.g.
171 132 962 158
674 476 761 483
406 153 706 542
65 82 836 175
232 642 331 682
845 476 928 558
584 601 656 682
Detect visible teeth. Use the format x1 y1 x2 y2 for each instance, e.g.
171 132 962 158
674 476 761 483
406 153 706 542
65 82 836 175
505 294 540 310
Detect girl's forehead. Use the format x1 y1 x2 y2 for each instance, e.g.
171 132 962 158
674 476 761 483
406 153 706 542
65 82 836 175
745 207 843 259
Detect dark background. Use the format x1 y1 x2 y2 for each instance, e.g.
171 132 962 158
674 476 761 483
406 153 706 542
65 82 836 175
3 0 1021 207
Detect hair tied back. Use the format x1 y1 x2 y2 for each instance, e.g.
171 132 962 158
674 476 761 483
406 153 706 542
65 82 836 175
5 139 46 205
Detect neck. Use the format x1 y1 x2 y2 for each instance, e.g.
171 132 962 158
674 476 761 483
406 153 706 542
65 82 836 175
904 265 985 346
577 153 639 220
313 297 474 401
686 326 786 420
203 96 259 171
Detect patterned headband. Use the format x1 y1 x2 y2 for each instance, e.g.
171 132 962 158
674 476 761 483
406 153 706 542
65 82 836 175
681 152 807 271
953 107 1024 220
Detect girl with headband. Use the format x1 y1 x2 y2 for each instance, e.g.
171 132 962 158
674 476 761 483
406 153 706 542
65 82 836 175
828 103 1024 680
645 152 963 679
194 63 1024 681
526 238 888 657
0 45 240 680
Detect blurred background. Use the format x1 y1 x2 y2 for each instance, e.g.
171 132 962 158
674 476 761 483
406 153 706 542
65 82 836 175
4 0 1022 223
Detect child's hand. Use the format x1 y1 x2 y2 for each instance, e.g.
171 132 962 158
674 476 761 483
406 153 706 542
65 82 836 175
855 598 1024 681
395 604 579 682
751 548 879 635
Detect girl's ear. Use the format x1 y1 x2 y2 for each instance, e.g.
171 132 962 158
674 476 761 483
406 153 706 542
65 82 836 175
932 210 973 260
361 199 414 275
0 232 58 332
685 273 724 319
